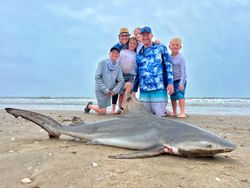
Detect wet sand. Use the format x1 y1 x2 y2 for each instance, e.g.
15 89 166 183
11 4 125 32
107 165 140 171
0 110 249 188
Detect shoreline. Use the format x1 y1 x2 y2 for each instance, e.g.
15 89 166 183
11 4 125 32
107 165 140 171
1 97 250 116
0 110 249 187
1 106 250 116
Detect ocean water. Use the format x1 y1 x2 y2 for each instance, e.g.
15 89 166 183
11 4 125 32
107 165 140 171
0 97 250 116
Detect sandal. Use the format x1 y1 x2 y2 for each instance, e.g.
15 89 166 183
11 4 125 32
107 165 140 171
84 102 93 113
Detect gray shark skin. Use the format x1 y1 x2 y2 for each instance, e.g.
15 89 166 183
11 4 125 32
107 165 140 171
5 95 236 159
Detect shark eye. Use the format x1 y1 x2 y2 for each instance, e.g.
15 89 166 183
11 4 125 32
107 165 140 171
207 144 212 148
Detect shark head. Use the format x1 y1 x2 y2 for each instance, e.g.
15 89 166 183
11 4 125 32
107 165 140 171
121 93 147 114
176 132 236 157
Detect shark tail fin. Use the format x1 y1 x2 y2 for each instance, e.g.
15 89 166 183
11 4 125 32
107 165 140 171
5 108 61 138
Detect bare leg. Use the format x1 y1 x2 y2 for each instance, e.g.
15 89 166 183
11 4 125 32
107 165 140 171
124 82 132 93
89 105 106 115
112 104 116 113
178 99 186 117
170 100 177 116
120 82 132 109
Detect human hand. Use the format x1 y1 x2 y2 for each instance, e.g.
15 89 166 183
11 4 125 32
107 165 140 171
167 84 174 95
154 39 161 44
110 91 116 96
107 91 114 96
178 84 184 91
132 92 136 97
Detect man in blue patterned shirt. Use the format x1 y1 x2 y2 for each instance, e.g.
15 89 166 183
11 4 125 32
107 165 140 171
132 26 174 116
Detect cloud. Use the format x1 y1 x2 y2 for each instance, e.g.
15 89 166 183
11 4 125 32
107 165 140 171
1 0 250 97
47 4 95 20
112 0 126 7
46 3 120 33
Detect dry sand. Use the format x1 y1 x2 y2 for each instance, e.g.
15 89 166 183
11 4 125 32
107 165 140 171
0 110 250 188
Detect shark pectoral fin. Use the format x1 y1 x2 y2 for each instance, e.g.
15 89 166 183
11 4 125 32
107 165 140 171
109 146 165 159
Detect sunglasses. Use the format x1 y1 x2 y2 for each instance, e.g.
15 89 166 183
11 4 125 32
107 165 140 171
119 34 130 37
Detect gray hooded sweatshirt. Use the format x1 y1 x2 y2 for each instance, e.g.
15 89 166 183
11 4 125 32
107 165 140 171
95 59 124 100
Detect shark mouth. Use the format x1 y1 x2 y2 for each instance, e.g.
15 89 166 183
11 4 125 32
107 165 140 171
178 147 235 157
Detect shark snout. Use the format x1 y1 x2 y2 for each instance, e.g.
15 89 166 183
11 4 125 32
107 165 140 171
223 143 237 152
178 140 237 157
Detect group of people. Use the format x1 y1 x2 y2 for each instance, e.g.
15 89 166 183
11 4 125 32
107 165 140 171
84 26 187 118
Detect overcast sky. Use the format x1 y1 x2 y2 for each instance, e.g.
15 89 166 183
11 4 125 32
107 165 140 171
0 0 249 98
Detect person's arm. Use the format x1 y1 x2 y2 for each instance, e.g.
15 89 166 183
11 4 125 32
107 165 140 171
179 57 186 85
154 39 161 44
162 46 174 95
95 62 109 94
132 58 140 93
112 66 124 94
163 46 173 85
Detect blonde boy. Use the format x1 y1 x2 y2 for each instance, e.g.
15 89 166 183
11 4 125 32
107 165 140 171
169 37 187 118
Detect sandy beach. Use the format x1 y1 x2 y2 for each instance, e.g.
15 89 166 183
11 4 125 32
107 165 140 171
0 109 249 188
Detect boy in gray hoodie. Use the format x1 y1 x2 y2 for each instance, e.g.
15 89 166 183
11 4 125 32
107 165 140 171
84 47 124 114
